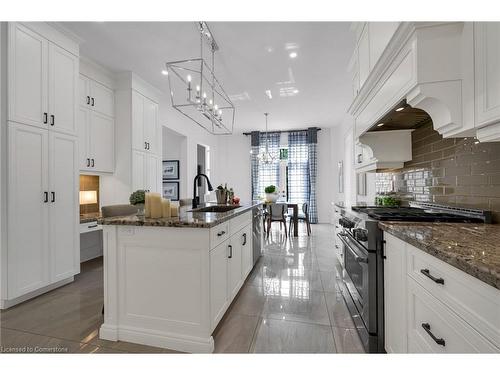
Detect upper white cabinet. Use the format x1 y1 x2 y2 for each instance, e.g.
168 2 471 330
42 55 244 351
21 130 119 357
369 22 400 71
358 26 371 89
132 150 160 193
78 74 115 173
474 22 500 141
8 22 78 136
132 90 159 154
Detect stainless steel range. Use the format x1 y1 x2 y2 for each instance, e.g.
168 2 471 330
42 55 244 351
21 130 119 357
335 202 491 353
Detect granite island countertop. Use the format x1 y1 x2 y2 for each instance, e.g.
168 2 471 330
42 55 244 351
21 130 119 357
98 202 263 229
379 222 500 290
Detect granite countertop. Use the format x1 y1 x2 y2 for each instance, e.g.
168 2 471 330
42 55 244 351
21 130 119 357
379 222 500 290
80 213 101 224
98 202 263 229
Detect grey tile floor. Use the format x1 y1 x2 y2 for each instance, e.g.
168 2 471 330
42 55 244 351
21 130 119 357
0 223 364 354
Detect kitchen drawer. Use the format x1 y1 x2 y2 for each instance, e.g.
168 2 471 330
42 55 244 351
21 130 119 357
230 211 252 235
407 243 500 348
79 221 102 234
407 277 498 353
210 221 230 249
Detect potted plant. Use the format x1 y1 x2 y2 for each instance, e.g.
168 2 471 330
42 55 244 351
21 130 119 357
265 185 278 203
129 190 146 216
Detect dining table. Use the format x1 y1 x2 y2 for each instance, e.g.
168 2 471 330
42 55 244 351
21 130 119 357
263 201 299 237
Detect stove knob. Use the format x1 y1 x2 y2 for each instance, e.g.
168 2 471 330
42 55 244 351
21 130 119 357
353 228 368 242
339 217 355 229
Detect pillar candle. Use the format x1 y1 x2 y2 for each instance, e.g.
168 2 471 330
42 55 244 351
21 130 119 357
145 193 151 218
162 198 171 218
150 193 162 219
170 203 179 217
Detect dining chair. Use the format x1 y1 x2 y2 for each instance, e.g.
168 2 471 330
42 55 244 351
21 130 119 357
289 202 311 236
267 203 288 238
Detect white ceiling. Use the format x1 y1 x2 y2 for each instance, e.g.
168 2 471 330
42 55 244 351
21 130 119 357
62 22 355 132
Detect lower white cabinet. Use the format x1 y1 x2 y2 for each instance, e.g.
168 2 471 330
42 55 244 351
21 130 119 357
383 232 500 353
6 122 79 301
228 235 243 300
132 150 160 193
241 224 253 279
210 239 230 328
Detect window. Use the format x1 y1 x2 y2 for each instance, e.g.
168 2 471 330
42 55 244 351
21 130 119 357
287 131 309 206
252 132 280 199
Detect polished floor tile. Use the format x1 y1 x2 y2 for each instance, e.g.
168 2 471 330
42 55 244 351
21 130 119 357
0 224 365 354
250 318 336 353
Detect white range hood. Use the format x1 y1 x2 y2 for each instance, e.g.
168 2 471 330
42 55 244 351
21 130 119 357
355 130 413 173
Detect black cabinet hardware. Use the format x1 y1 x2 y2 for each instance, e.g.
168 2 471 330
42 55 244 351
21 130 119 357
242 233 247 246
44 191 48 203
91 97 95 106
50 114 54 126
228 245 233 259
87 96 90 105
86 158 90 167
421 323 445 346
217 230 226 237
335 244 339 249
144 141 147 150
43 112 48 124
88 224 98 229
51 192 55 203
90 158 95 167
421 269 444 284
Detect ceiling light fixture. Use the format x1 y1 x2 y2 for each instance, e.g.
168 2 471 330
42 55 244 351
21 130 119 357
395 106 405 112
164 21 235 135
289 51 298 59
377 123 384 127
265 90 273 99
161 70 168 76
258 113 278 164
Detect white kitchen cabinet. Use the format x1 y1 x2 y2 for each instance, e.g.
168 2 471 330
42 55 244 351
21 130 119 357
358 26 370 89
368 22 399 70
132 151 160 193
48 42 78 135
210 239 230 329
240 224 253 279
7 123 50 298
8 22 78 136
474 22 500 141
49 132 79 282
132 90 159 154
146 153 160 193
383 233 408 353
8 23 48 128
228 235 243 300
78 74 114 173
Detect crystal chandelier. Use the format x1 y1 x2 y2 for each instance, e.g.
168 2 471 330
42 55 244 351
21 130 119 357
165 22 235 135
258 113 278 164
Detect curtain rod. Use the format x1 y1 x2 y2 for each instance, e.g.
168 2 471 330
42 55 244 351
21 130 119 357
242 127 321 136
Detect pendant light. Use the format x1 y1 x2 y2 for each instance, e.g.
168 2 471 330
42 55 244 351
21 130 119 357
258 113 277 164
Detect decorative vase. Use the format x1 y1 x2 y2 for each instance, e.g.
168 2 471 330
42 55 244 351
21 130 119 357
266 192 278 203
216 190 227 204
135 203 145 217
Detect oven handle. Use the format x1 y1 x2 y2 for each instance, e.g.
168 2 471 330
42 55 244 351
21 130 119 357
337 233 368 264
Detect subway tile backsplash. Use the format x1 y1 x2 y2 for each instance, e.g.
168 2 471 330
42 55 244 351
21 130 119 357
375 122 500 222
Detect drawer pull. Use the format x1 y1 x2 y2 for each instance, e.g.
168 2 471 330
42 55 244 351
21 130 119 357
421 269 444 284
217 230 226 237
88 224 98 228
228 245 233 259
242 233 247 246
421 323 445 346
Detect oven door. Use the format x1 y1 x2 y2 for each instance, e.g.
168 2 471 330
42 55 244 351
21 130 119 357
337 232 370 329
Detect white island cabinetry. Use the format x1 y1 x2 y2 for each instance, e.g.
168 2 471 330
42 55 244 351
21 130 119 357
99 210 254 353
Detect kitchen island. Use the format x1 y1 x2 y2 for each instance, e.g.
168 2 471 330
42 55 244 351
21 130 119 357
98 202 262 353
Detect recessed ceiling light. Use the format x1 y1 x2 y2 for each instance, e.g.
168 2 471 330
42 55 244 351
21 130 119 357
161 70 168 76
293 89 299 94
265 90 273 99
377 123 384 127
289 52 298 59
395 106 405 112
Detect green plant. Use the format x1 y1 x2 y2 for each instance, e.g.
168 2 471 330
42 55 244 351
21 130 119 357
265 185 277 194
129 190 146 205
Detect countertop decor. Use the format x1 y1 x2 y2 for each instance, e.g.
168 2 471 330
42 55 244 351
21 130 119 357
379 222 500 290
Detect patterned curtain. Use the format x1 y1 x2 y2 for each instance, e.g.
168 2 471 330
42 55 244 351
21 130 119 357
307 128 318 223
251 132 280 200
288 131 310 207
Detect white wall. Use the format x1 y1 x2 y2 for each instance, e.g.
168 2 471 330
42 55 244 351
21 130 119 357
162 127 187 198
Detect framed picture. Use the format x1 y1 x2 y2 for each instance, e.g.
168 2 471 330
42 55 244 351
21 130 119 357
162 160 179 180
162 181 179 201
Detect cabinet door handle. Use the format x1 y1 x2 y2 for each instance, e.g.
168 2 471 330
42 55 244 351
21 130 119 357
242 233 247 246
91 97 95 107
420 269 444 285
86 158 90 167
50 114 55 126
88 224 98 229
87 96 90 105
217 230 226 237
91 158 95 167
43 112 48 124
144 141 148 150
51 191 55 203
43 191 48 203
421 323 445 346
228 245 233 259
146 142 150 150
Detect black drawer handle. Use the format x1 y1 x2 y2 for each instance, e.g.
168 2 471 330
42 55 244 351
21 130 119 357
242 233 247 246
87 96 90 105
91 158 95 167
217 230 226 237
91 97 95 106
421 323 445 346
51 191 55 203
86 158 90 167
43 191 48 203
43 112 48 124
228 245 232 259
421 269 444 285
88 224 98 229
50 114 54 126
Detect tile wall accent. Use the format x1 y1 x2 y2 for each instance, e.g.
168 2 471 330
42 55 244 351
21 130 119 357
375 122 500 222
79 175 100 215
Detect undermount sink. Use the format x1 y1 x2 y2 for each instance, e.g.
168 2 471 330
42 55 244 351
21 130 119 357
190 205 241 213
